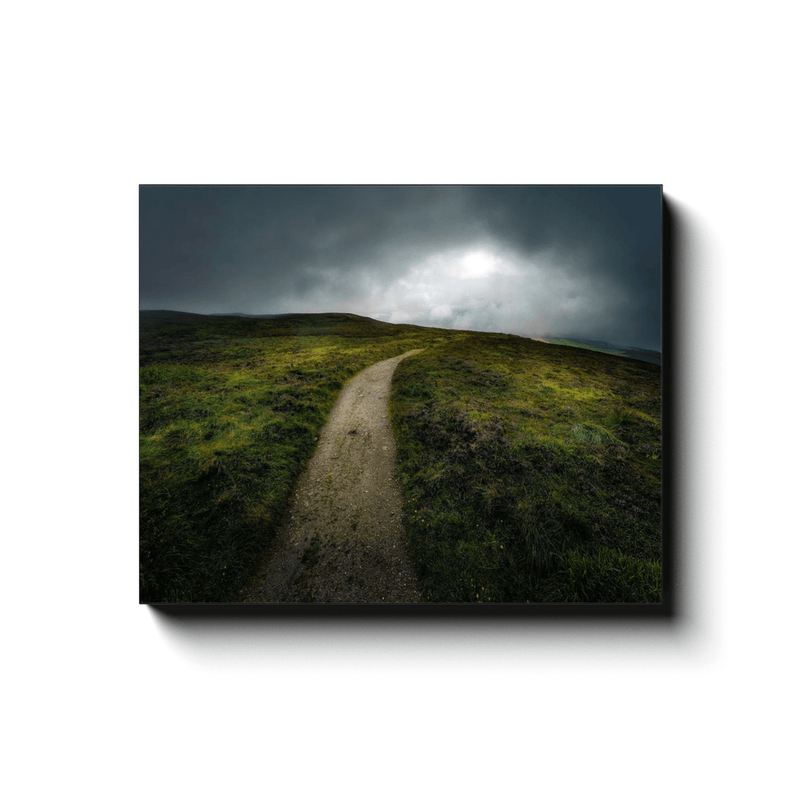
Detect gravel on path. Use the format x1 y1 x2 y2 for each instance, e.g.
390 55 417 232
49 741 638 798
242 350 424 603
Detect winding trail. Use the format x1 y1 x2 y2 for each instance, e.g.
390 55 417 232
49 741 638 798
243 350 424 603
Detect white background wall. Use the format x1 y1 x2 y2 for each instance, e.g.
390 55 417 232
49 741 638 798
4 2 797 798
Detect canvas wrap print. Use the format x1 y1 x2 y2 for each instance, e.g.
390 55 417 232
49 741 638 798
139 185 663 606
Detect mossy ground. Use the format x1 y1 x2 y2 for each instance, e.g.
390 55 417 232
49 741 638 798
140 313 661 604
139 312 458 602
389 335 662 603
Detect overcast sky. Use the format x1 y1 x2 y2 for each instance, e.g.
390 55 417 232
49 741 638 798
140 185 662 351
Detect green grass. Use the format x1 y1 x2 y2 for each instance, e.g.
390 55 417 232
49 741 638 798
141 312 662 604
389 334 661 603
140 311 460 602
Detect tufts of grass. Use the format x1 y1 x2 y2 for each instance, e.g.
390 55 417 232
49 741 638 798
570 422 617 445
390 332 661 603
141 311 661 604
140 311 460 603
543 548 662 603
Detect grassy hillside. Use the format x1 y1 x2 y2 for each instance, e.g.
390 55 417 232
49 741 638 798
140 312 662 604
139 311 459 602
389 336 662 603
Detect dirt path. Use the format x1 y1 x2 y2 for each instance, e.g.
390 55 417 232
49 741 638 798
242 350 424 603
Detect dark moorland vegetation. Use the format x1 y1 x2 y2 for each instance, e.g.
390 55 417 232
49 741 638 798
139 311 458 602
390 335 661 602
140 312 661 604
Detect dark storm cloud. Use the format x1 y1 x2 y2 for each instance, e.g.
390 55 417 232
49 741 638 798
140 185 661 350
468 185 662 346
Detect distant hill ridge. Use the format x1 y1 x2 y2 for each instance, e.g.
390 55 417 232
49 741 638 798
139 311 660 364
140 310 386 322
546 336 661 365
141 309 284 321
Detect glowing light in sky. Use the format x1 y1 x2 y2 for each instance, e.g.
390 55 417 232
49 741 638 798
460 250 499 279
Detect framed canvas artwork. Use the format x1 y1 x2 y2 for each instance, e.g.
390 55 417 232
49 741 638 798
140 185 663 611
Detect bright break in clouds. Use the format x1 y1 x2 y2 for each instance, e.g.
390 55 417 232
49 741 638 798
140 185 662 351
